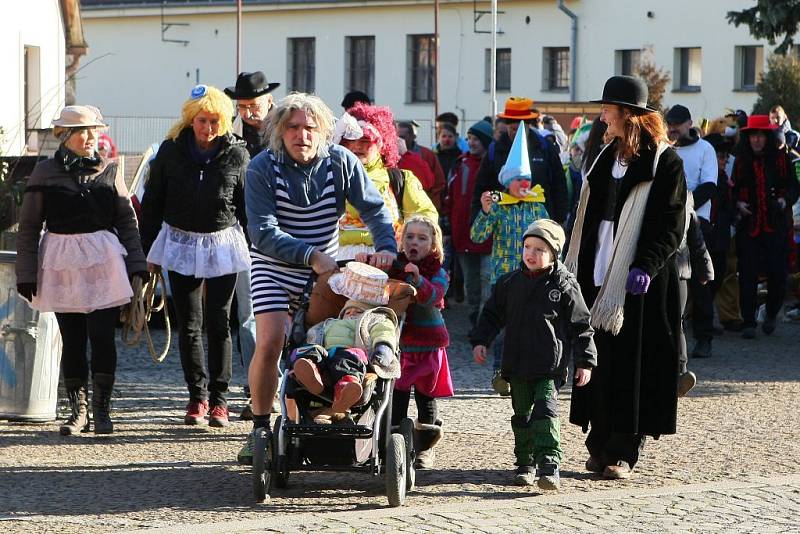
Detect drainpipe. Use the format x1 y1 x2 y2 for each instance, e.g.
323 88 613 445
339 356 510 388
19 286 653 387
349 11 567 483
557 0 577 102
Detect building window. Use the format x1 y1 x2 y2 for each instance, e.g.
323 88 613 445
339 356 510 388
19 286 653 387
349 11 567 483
735 45 763 91
542 47 570 92
675 47 702 91
287 37 315 93
407 34 436 103
615 49 641 76
484 48 511 91
345 36 375 98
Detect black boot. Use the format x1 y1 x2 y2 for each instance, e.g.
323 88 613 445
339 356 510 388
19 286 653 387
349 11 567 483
59 379 90 436
92 373 115 435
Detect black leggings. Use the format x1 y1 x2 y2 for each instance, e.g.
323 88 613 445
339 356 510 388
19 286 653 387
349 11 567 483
56 307 119 382
169 271 237 406
392 388 437 426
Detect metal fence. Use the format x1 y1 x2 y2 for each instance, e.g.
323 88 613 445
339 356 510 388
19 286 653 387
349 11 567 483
105 116 176 155
105 115 450 155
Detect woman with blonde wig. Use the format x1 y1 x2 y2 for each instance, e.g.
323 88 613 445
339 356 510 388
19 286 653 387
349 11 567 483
140 85 250 428
565 76 687 480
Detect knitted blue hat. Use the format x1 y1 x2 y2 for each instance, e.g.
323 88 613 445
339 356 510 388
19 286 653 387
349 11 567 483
467 120 494 148
498 121 531 187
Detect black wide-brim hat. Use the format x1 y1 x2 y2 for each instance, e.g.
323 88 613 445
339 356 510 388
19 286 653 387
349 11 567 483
591 75 657 113
224 71 280 99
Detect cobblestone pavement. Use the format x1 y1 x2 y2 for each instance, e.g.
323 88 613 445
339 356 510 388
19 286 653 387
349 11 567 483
2 301 799 533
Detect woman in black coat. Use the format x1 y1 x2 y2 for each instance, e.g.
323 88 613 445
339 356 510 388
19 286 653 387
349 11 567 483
140 85 250 428
564 76 687 479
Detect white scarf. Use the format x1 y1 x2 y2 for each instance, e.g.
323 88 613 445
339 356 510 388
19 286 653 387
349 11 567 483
565 141 670 335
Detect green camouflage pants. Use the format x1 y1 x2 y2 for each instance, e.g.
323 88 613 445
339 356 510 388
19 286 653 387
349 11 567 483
509 377 562 467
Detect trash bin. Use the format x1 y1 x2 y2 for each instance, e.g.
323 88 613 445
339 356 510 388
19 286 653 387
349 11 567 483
0 251 62 422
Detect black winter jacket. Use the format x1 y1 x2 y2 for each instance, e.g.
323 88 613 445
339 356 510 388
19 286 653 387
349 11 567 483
470 262 597 381
139 128 249 252
471 129 568 223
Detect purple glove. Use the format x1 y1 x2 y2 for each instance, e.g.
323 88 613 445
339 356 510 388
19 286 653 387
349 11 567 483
626 268 651 295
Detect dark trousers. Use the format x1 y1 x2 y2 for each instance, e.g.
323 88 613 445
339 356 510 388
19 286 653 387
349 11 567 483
585 425 646 468
169 271 237 406
677 279 688 374
391 388 437 426
690 218 720 341
736 230 788 327
56 307 119 382
584 330 647 468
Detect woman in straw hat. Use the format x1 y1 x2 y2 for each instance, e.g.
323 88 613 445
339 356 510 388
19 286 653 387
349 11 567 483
564 75 687 479
139 85 251 428
16 105 148 435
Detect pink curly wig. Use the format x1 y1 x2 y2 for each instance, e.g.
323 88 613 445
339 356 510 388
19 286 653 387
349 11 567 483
347 102 400 168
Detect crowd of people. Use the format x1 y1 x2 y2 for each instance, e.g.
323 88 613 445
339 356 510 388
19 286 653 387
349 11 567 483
16 69 800 495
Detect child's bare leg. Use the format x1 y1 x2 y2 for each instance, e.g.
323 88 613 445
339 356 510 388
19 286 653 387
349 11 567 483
292 358 324 395
284 397 299 423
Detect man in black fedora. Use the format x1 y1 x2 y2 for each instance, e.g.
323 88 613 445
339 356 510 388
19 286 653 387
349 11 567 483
225 71 280 158
225 71 281 422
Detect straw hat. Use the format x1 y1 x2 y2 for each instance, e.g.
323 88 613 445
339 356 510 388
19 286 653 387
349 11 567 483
51 105 107 129
328 262 390 305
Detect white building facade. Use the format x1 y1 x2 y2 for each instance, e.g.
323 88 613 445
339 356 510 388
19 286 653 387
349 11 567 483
79 0 781 152
2 1 71 157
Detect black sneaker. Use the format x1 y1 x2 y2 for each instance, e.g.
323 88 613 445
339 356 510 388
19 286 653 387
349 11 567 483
691 338 712 359
742 326 756 339
762 317 776 335
536 463 560 491
513 465 536 486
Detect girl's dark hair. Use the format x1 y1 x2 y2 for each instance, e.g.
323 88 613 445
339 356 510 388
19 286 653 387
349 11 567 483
582 117 608 172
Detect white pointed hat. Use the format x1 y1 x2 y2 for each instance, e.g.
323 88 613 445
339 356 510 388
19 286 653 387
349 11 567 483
498 121 531 188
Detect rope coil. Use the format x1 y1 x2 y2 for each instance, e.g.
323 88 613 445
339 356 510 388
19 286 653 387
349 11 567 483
121 272 171 363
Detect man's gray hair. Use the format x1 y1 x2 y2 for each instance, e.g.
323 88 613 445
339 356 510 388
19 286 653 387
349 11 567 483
263 92 335 155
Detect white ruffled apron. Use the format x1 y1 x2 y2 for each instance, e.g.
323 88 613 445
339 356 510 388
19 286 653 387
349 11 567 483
147 222 250 279
32 230 133 313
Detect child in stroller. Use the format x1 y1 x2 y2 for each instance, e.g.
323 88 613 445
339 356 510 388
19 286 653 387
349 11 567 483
251 261 417 506
289 298 399 424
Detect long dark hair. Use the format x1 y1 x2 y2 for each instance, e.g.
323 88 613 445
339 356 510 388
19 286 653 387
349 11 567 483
733 128 786 182
582 117 607 172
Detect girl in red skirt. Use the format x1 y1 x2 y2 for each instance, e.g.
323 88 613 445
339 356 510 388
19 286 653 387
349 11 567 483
387 216 453 469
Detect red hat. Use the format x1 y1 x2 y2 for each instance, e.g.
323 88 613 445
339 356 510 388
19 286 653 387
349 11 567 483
740 114 780 132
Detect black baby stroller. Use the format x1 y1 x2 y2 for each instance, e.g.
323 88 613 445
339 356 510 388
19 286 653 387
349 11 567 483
251 268 417 506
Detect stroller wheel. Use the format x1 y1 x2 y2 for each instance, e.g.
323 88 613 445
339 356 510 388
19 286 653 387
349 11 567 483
385 433 407 507
272 417 289 489
400 418 416 492
252 427 273 502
